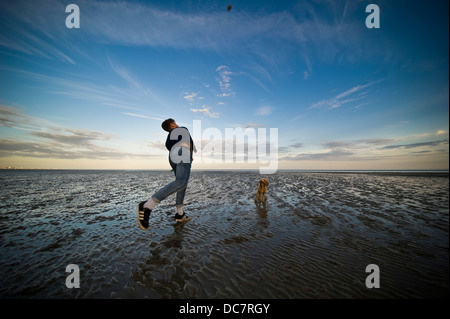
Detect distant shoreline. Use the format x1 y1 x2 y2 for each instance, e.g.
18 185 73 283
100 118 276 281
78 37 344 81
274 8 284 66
1 168 448 177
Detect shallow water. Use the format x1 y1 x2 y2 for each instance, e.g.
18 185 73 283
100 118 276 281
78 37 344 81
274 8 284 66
0 170 448 298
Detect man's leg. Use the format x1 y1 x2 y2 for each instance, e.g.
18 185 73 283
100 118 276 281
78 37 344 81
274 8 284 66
143 159 177 211
148 162 191 207
174 162 191 221
138 161 191 229
143 198 157 210
138 161 176 230
175 178 187 216
174 162 185 216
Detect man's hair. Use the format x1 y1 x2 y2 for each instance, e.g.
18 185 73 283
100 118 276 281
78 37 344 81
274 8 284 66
162 118 175 132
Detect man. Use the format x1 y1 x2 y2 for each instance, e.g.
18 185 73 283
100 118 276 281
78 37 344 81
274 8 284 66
137 118 196 231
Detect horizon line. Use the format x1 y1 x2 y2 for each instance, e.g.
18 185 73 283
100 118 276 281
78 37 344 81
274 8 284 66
1 167 448 173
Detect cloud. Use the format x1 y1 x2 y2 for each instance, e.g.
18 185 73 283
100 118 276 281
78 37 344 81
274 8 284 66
76 2 310 52
280 135 449 163
0 1 75 64
0 106 156 160
108 58 162 104
354 139 396 145
240 62 274 93
183 92 204 103
322 141 355 149
242 123 266 129
0 137 152 160
0 1 80 65
320 139 394 149
190 106 220 118
147 140 167 151
0 0 400 76
0 104 54 132
282 149 357 161
310 82 374 110
0 105 29 127
255 106 273 116
31 129 111 148
381 140 449 150
303 71 309 80
216 65 234 97
122 112 164 121
278 142 305 155
290 142 305 148
2 66 152 111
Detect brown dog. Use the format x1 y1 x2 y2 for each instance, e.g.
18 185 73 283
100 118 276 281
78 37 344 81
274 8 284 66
254 178 269 204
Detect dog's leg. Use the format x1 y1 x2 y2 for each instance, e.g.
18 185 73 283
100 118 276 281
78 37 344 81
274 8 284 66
255 191 261 203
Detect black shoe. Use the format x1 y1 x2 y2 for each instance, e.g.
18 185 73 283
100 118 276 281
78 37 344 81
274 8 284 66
137 201 152 231
174 212 191 222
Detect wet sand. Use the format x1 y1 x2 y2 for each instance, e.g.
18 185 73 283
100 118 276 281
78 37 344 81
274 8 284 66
0 170 448 298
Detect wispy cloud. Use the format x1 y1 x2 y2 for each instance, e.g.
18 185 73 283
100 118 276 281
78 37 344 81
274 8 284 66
1 64 159 112
255 106 274 116
108 57 162 105
2 67 91 105
240 62 274 93
280 135 449 163
0 0 396 76
31 129 111 148
354 138 397 145
0 104 60 132
0 105 29 128
0 0 77 64
190 106 220 118
241 123 267 129
381 140 449 150
183 92 204 103
147 140 169 152
309 82 374 110
216 65 234 97
0 106 155 160
281 149 359 162
278 142 305 154
0 0 399 100
122 112 164 121
0 137 158 160
0 130 152 160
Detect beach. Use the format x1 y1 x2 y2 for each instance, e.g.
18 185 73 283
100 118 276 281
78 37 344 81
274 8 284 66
0 169 448 298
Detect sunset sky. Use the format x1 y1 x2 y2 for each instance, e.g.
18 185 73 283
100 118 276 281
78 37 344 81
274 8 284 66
0 0 448 170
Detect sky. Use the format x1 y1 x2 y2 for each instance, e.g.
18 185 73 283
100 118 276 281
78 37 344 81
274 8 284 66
0 0 448 171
